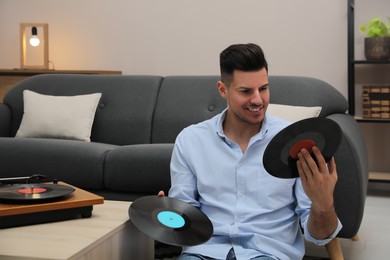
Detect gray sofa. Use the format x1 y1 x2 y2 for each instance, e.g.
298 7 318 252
0 74 367 242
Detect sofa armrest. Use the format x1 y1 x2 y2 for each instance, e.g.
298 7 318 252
104 144 174 195
0 103 11 137
327 113 369 238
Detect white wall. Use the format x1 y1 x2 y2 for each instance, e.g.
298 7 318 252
1 0 348 96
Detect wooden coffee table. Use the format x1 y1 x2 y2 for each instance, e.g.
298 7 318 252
0 200 154 260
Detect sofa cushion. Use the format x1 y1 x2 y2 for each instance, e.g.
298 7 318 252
16 90 101 142
267 103 322 122
104 144 173 195
5 74 163 145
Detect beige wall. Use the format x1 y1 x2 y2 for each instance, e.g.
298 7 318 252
1 0 389 172
1 0 348 95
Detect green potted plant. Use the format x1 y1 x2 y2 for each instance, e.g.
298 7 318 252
359 17 390 60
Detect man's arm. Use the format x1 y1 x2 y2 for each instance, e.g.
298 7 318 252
297 146 339 239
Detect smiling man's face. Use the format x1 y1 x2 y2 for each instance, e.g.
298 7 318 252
218 67 269 127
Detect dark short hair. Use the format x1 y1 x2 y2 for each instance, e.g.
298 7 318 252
220 43 268 86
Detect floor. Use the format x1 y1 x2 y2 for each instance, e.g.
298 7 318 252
304 181 390 259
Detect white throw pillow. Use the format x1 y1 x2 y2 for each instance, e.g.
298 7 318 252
16 90 102 142
267 103 322 122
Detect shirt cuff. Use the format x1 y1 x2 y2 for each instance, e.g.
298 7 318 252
304 218 343 246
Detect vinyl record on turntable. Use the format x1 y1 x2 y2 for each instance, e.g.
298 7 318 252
129 195 213 246
0 183 75 202
263 117 342 179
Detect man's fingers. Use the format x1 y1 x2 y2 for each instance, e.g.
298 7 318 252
311 146 327 172
297 150 313 180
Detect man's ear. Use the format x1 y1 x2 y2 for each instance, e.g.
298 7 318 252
217 81 227 98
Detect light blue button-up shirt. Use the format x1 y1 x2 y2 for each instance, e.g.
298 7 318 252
169 109 342 260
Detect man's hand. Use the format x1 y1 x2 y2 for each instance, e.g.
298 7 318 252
296 146 339 239
297 146 337 208
157 190 165 197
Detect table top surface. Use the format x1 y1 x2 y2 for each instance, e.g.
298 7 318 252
0 200 132 259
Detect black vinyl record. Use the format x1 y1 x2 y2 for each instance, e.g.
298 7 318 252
129 196 213 246
263 117 342 179
0 184 75 202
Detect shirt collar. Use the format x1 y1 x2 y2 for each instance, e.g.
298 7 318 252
216 108 269 141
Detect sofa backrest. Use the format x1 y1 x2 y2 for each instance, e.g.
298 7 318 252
4 74 348 145
4 74 163 145
268 76 348 117
151 75 348 143
151 76 226 143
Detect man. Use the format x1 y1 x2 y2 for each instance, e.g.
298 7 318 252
165 43 342 260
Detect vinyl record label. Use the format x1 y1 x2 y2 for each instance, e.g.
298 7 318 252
157 210 186 229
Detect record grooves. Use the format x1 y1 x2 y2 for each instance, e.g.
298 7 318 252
263 117 342 179
129 196 213 246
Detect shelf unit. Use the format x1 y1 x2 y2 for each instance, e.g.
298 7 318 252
369 172 390 182
347 0 390 182
347 0 390 122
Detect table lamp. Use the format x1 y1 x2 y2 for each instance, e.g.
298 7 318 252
20 23 49 69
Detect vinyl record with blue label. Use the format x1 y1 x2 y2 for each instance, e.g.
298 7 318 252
263 117 342 179
129 195 213 246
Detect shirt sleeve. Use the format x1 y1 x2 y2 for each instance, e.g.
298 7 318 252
294 178 343 246
303 218 343 246
168 130 200 208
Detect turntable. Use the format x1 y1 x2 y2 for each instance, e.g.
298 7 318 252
0 176 104 228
